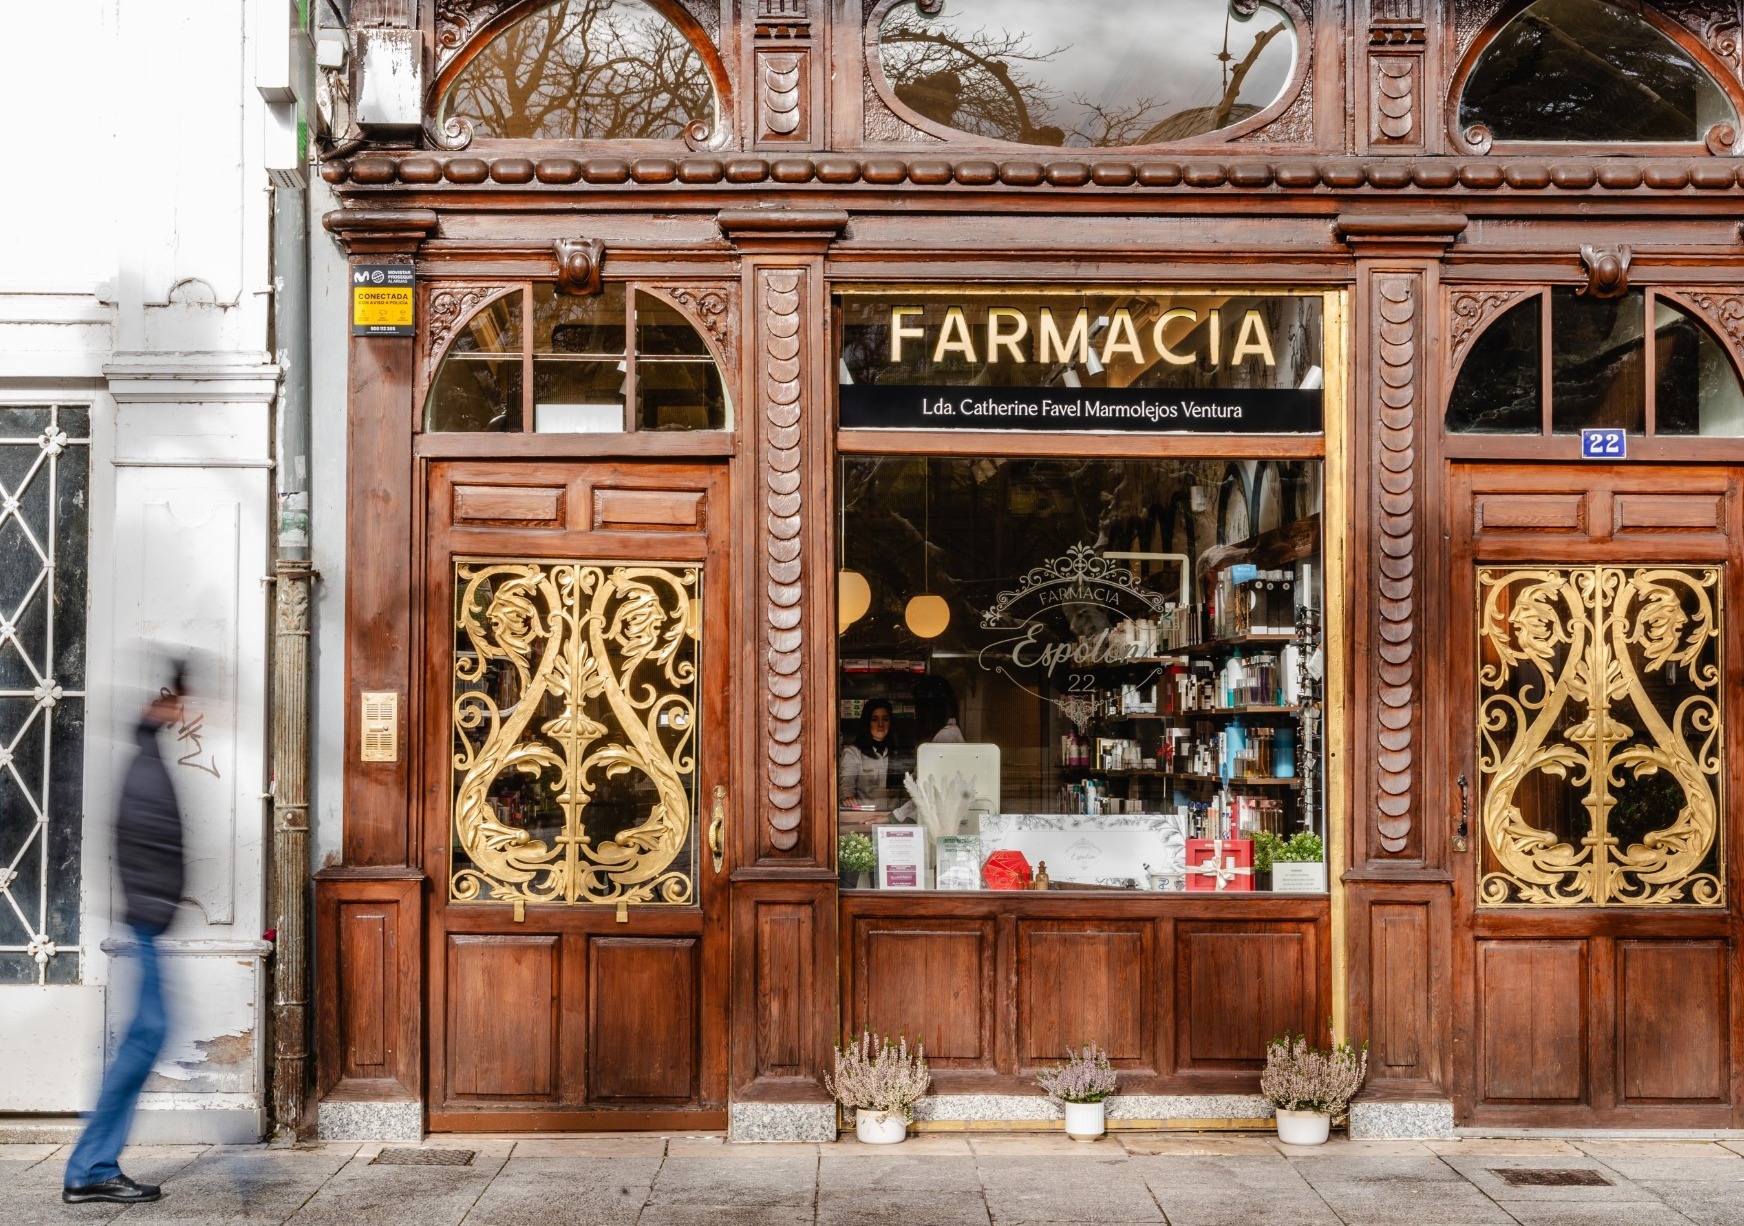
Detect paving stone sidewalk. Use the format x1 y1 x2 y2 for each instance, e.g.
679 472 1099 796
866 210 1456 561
8 1133 1744 1226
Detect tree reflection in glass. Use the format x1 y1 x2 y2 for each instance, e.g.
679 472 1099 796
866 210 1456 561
1459 0 1735 144
877 0 1297 146
443 0 714 141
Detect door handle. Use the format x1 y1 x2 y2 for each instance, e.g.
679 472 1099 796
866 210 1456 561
1453 774 1470 853
708 784 726 873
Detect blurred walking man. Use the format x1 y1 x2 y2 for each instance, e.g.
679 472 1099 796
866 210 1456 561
62 669 187 1205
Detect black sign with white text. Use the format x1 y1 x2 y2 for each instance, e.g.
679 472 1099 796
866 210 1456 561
839 384 1324 433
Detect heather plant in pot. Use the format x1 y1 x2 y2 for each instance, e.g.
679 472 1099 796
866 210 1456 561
1035 1042 1119 1141
827 1032 930 1144
1260 1032 1369 1145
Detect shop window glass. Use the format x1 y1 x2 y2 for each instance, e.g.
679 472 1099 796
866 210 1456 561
441 0 716 142
1653 301 1744 436
1458 0 1735 144
424 284 730 433
426 294 524 432
1550 288 1644 435
1447 290 1744 439
837 456 1325 894
875 0 1297 146
1446 299 1542 434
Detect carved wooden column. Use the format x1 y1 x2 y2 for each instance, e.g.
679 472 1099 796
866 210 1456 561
720 208 846 1139
751 0 823 148
1337 213 1465 1116
311 208 436 1136
1361 0 1429 153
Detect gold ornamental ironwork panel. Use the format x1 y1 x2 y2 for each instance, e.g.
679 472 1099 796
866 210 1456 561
449 559 701 908
1476 565 1724 907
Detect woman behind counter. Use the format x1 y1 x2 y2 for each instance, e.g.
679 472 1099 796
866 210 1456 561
839 698 909 807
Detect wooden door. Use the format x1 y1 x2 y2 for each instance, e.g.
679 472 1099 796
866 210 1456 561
1449 464 1744 1127
422 460 730 1130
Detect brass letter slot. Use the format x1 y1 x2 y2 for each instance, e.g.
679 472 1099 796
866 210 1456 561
360 691 399 763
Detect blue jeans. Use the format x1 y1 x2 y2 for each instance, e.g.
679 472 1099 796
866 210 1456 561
64 924 167 1187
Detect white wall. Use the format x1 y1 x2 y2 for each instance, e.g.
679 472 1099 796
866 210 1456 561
0 0 279 1141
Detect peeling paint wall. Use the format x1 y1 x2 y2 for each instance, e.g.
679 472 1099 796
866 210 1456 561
0 0 277 1140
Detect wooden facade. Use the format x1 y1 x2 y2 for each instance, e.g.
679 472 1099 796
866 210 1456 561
314 0 1744 1133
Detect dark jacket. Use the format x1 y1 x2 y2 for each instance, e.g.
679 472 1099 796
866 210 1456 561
116 716 184 934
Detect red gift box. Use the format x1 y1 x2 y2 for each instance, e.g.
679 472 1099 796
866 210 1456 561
1185 838 1255 891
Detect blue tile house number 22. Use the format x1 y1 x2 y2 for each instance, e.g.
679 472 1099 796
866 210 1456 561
1580 427 1627 460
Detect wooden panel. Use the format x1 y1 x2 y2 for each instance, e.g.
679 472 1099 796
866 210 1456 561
1473 492 1586 534
1479 940 1585 1103
1613 494 1723 533
755 903 814 1077
339 907 388 1075
1372 901 1430 1079
592 486 705 531
1178 924 1314 1068
734 882 837 1097
856 921 994 1064
1018 923 1150 1067
588 937 697 1102
315 872 422 1101
1618 941 1728 1103
452 482 565 525
447 934 559 1100
344 328 417 866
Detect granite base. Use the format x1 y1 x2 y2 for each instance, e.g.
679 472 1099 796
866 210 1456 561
728 1100 838 1143
316 1098 423 1141
1348 1098 1456 1140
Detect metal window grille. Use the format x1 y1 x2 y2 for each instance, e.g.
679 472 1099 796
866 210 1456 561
0 406 90 983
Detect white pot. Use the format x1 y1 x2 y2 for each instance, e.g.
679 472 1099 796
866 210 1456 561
1063 1100 1106 1142
855 1108 908 1144
1275 1107 1331 1146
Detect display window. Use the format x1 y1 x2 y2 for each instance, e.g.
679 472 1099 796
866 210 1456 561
834 288 1335 896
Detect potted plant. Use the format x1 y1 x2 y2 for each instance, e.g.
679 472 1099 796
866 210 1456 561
827 1032 930 1144
1035 1043 1119 1141
1269 831 1327 893
838 832 876 890
1260 1032 1368 1146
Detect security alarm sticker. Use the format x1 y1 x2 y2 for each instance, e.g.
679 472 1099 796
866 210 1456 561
351 265 416 336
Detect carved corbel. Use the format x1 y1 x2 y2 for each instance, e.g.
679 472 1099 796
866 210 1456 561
1579 244 1632 298
554 238 604 296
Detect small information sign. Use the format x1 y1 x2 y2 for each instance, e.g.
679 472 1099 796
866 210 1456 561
1580 427 1626 460
351 265 415 336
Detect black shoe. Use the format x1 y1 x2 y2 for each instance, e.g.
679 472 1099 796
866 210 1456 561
62 1174 162 1204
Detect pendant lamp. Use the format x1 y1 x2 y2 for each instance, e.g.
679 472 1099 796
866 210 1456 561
838 568 871 634
838 466 871 633
904 459 950 639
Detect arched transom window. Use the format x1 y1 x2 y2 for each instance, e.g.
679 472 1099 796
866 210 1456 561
870 0 1302 146
426 284 732 434
438 0 721 145
1455 0 1741 152
1446 289 1744 438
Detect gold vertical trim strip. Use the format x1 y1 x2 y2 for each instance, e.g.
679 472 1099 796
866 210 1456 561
1322 287 1351 1046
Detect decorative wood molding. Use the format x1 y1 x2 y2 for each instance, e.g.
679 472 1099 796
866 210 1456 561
553 236 605 295
423 283 517 366
758 266 807 855
1370 54 1421 148
1373 272 1421 857
1447 286 1535 372
1579 243 1633 298
757 50 808 143
322 208 438 256
650 283 735 356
